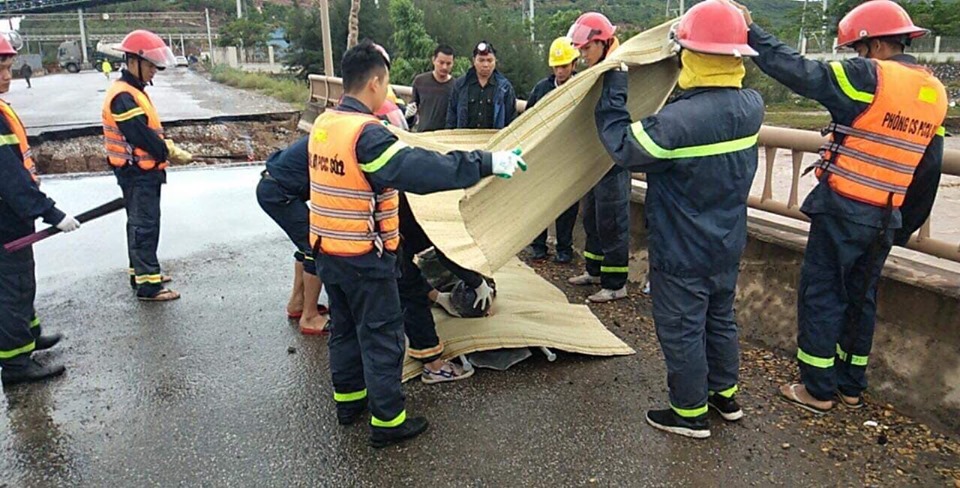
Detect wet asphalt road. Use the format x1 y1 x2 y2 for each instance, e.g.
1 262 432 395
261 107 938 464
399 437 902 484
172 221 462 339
1 167 866 486
5 69 295 136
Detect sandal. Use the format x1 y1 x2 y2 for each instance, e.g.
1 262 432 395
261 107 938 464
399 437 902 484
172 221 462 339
299 315 330 336
836 392 865 409
287 304 329 320
779 383 833 415
138 288 181 302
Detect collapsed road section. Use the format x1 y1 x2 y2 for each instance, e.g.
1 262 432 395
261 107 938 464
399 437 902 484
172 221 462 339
29 112 303 174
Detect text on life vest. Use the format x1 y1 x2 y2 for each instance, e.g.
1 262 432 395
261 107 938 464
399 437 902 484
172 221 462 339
882 111 937 138
311 153 346 176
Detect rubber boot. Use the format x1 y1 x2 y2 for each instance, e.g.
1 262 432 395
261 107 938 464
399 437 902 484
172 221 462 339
369 416 429 448
1 358 66 386
35 333 63 351
337 401 367 426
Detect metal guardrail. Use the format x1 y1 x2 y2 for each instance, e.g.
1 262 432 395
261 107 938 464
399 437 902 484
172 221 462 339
305 74 960 263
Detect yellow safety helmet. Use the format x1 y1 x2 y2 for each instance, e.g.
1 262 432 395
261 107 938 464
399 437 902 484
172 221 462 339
548 36 578 67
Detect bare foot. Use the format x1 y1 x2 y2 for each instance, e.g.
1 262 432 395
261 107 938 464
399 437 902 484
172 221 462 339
779 383 834 412
299 314 329 336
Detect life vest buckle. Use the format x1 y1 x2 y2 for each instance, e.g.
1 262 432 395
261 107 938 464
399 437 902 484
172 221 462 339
820 123 837 137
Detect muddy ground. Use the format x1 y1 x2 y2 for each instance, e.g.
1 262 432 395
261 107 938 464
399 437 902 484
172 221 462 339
31 115 303 175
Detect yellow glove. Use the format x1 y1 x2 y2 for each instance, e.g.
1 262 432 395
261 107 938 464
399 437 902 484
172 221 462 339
164 139 193 165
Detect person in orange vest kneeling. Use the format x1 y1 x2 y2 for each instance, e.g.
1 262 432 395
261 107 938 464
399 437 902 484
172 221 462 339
102 30 191 302
731 0 947 413
313 40 526 448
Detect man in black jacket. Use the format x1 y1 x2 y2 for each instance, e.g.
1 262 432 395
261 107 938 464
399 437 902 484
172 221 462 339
445 41 517 130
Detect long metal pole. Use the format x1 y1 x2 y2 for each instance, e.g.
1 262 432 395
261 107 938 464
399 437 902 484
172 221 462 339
319 0 334 76
821 0 828 48
205 8 214 59
529 0 534 41
78 7 88 65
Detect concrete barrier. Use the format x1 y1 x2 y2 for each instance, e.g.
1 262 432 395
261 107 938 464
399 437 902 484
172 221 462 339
624 184 960 431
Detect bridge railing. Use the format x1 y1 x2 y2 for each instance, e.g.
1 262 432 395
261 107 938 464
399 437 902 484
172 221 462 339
305 74 960 263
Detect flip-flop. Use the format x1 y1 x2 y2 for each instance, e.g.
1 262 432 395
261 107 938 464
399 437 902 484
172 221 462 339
779 383 833 415
299 315 330 336
836 392 865 409
138 288 181 302
288 304 329 320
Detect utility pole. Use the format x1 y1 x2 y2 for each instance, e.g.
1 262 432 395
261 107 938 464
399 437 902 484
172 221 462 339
797 0 808 51
528 0 534 42
78 7 88 66
205 8 214 60
821 0 828 49
319 0 334 76
237 0 243 19
679 0 685 14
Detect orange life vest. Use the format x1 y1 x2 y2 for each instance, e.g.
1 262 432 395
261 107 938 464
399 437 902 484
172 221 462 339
308 110 400 257
817 60 947 208
0 100 37 183
101 81 167 171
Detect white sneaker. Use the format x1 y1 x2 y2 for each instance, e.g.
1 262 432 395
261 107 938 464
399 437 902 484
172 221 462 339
568 273 601 286
588 287 628 303
421 360 474 384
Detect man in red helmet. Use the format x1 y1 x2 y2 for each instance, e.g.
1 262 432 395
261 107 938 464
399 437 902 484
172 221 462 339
595 0 763 438
102 30 191 302
731 0 947 413
0 34 78 385
566 12 632 304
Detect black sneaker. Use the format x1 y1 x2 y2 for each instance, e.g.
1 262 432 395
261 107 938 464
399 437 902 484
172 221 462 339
645 408 711 439
369 416 429 448
35 333 63 351
336 402 367 426
1 358 66 386
530 247 549 261
708 394 744 421
554 250 573 264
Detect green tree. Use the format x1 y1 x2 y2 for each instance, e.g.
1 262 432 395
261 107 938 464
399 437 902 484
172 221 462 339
535 9 581 42
219 18 271 48
389 0 435 84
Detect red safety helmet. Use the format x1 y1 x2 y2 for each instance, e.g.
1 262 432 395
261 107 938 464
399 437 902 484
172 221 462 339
836 0 928 48
119 30 176 69
0 35 16 56
673 0 757 57
567 12 617 49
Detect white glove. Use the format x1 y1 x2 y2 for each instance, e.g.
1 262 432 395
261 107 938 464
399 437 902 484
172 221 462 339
56 215 80 233
404 102 418 118
434 292 462 318
491 148 527 179
472 279 494 311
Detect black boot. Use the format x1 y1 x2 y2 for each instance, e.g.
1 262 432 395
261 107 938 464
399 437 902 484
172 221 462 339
369 416 429 448
1 358 66 386
337 402 367 426
35 333 63 351
646 408 710 439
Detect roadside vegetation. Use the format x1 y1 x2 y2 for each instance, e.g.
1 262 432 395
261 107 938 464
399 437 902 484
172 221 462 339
209 65 309 109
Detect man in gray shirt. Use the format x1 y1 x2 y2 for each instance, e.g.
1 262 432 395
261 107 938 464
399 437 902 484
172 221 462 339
409 45 455 132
